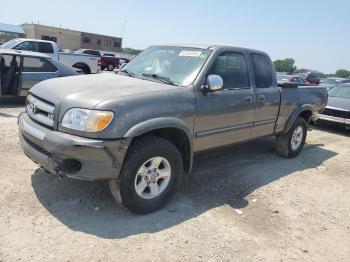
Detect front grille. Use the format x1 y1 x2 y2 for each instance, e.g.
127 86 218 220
23 135 52 158
321 108 350 119
26 94 55 129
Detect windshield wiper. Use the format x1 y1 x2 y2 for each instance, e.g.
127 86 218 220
119 69 135 77
142 73 178 86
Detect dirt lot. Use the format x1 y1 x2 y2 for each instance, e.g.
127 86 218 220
0 102 349 262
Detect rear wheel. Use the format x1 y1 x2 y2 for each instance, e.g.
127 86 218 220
275 117 307 158
109 136 183 214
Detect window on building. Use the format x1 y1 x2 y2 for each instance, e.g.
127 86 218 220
114 41 121 48
97 39 101 45
209 52 250 89
22 57 57 72
104 39 111 47
251 53 273 88
83 37 91 44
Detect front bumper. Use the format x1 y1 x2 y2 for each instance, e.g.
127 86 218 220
315 113 350 125
18 112 131 180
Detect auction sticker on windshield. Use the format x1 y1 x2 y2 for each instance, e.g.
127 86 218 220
178 50 202 57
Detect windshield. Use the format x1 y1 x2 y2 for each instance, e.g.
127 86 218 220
0 39 21 49
328 85 350 99
120 46 211 86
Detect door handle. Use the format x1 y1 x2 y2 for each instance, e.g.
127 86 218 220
257 95 265 101
244 96 253 103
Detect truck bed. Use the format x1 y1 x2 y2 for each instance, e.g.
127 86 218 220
275 86 328 132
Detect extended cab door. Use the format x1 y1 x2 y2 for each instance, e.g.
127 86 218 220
20 56 59 96
194 51 256 152
250 53 280 138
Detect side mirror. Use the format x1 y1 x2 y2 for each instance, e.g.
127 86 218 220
203 74 223 92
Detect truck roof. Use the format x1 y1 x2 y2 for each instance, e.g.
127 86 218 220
159 43 266 54
15 38 56 44
0 48 51 59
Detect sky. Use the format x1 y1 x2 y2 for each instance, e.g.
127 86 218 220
1 0 349 73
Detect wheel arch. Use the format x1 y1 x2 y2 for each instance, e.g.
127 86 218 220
124 118 193 174
72 62 91 74
282 105 313 134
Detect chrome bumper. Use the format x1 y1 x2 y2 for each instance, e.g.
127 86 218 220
315 113 350 125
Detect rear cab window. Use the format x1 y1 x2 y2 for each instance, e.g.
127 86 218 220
38 43 54 54
251 53 274 88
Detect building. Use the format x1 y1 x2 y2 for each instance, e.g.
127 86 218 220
21 23 122 52
0 23 25 44
21 24 81 50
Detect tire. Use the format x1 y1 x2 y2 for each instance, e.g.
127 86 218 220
275 117 307 158
107 64 114 71
109 136 184 214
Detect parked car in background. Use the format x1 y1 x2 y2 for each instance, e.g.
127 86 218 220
99 54 130 71
99 53 119 71
1 39 100 74
304 72 321 85
76 49 102 57
320 77 350 91
0 49 79 97
18 43 327 214
76 49 130 71
314 84 350 129
277 74 307 85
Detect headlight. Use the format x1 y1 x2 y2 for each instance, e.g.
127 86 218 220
62 108 114 132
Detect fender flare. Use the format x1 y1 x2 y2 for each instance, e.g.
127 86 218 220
282 104 313 134
72 62 91 74
124 117 194 172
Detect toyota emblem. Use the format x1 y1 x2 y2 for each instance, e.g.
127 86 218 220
29 102 37 114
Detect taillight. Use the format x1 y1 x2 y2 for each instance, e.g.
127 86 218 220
98 59 101 66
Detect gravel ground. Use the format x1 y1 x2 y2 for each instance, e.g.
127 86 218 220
0 103 349 262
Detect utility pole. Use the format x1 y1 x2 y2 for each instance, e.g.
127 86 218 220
121 20 127 38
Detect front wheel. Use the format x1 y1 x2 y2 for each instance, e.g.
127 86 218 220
109 136 184 214
275 117 307 158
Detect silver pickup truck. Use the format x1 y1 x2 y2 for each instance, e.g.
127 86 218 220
18 44 328 214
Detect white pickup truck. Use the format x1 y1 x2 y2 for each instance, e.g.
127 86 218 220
0 38 100 74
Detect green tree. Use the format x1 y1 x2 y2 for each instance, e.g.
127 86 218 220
121 47 143 55
273 58 297 73
335 69 350 78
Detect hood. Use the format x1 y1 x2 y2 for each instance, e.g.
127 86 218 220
29 73 179 109
327 96 350 111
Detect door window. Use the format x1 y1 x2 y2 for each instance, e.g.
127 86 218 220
209 52 250 89
251 54 273 88
14 41 38 52
22 57 57 72
298 77 305 84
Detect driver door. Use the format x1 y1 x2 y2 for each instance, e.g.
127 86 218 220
193 51 256 152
